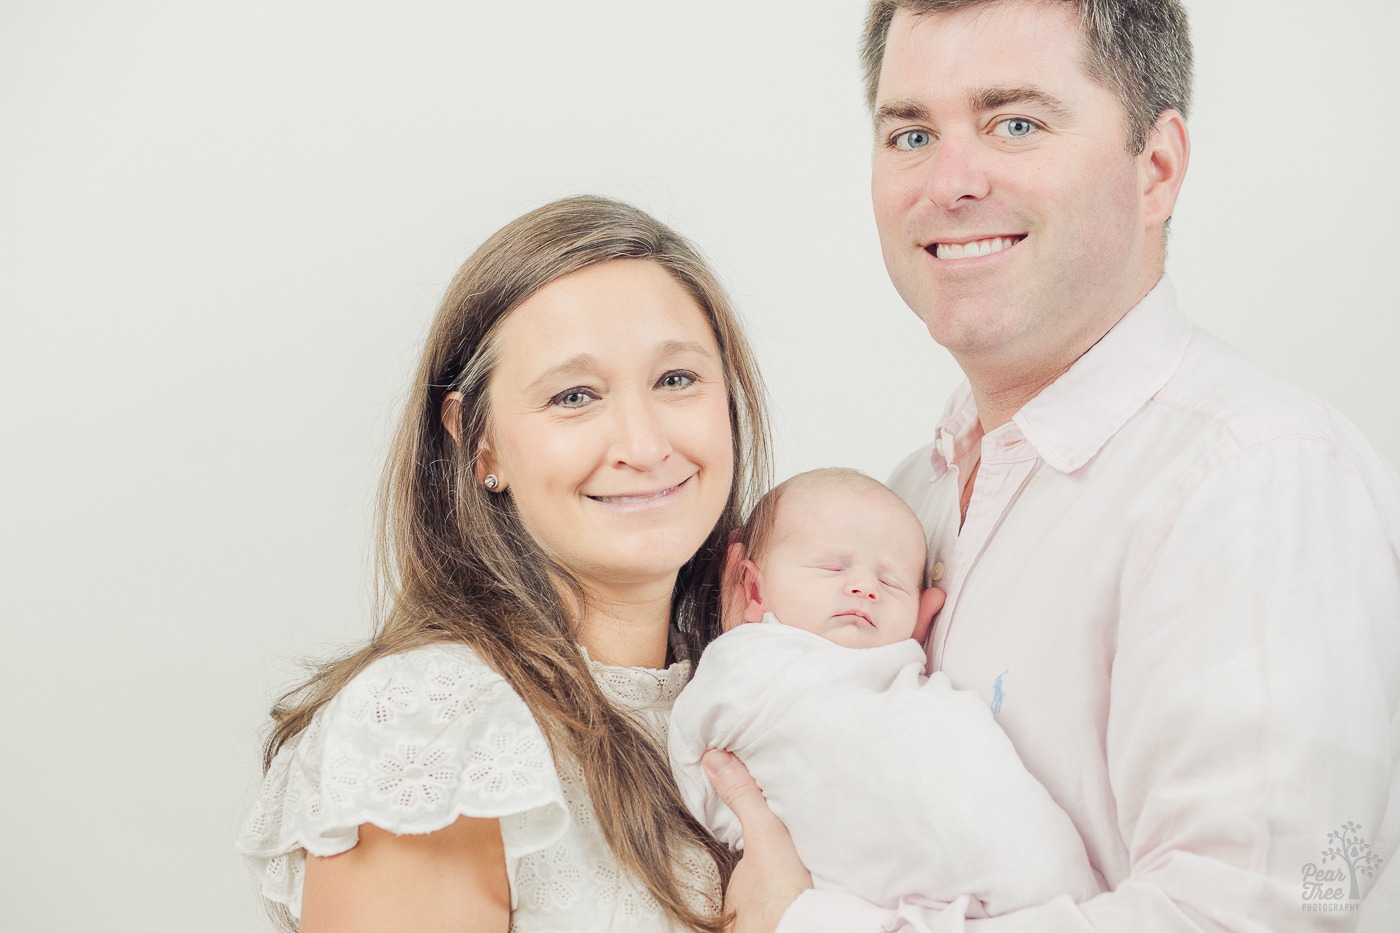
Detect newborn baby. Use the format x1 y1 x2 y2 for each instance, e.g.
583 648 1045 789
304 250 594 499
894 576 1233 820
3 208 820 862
669 468 1100 916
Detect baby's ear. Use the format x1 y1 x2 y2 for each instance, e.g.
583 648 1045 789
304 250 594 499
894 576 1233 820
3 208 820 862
734 559 767 628
913 586 946 645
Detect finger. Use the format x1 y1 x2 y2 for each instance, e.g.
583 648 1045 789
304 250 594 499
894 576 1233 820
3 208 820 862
913 586 946 644
702 748 772 828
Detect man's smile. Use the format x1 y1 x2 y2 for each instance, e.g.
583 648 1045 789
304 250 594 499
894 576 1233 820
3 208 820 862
926 235 1026 261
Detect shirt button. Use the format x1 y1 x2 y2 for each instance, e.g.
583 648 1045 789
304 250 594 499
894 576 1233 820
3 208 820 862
930 561 946 582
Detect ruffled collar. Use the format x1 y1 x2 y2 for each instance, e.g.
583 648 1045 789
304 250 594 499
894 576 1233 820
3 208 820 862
579 645 692 710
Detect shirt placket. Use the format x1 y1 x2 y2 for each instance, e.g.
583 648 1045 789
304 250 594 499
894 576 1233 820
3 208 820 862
930 432 1041 670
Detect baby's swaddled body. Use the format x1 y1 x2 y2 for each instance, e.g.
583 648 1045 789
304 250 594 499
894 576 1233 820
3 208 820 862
669 617 1100 915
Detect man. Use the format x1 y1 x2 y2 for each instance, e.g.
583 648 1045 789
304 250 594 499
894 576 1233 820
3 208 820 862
704 1 1400 930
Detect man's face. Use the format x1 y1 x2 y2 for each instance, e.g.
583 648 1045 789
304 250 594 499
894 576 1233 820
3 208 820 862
871 2 1162 375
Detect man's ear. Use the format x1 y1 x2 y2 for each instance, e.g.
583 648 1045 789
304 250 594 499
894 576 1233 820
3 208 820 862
1139 108 1190 229
736 559 768 627
913 586 946 645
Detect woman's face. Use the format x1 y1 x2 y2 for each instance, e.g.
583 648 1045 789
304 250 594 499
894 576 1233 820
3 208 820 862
480 259 735 594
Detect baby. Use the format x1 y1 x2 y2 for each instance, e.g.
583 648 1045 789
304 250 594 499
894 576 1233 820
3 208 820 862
668 468 1100 916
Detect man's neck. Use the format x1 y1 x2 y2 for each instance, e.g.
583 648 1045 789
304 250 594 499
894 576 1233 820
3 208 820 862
966 363 1073 433
957 274 1162 432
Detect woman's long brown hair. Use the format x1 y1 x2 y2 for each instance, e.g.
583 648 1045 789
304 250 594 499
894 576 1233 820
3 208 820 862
263 196 770 931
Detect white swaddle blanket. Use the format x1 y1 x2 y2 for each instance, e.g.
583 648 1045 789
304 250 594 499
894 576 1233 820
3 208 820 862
669 617 1100 914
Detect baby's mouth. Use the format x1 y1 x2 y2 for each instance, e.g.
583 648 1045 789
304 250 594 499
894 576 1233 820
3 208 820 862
836 609 874 626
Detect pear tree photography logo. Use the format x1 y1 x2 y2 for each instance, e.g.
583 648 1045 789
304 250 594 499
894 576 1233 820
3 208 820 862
1300 821 1383 912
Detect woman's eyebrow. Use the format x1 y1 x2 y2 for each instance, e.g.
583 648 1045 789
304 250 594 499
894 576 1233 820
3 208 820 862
521 341 715 395
656 339 718 361
523 353 599 395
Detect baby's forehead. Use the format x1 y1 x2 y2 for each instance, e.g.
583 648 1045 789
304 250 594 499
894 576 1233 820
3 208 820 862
773 474 881 518
776 472 895 513
769 476 925 555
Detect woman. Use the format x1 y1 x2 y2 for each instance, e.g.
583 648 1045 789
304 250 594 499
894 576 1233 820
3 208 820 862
237 196 770 931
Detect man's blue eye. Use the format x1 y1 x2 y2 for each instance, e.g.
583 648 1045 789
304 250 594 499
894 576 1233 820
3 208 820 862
998 118 1036 138
893 130 933 151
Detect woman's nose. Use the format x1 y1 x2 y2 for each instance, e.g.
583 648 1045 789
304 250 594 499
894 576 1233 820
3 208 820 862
610 397 672 469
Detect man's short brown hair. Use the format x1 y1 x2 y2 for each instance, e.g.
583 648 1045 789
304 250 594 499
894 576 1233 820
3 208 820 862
859 0 1193 153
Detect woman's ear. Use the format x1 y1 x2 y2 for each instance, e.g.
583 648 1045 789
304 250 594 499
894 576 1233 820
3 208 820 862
444 391 506 492
474 438 504 491
440 391 464 444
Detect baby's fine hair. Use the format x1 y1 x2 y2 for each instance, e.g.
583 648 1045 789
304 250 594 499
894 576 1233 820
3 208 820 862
742 467 927 565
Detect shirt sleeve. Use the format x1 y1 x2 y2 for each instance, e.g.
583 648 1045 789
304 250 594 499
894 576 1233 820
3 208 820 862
777 433 1400 932
235 644 570 917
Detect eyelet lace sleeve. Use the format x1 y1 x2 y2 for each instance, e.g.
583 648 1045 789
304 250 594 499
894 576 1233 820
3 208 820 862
235 644 569 917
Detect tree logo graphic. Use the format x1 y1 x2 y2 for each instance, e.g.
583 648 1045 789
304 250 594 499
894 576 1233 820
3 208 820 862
1323 822 1384 900
1302 822 1383 906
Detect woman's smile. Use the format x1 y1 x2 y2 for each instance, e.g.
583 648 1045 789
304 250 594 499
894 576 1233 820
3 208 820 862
587 476 693 509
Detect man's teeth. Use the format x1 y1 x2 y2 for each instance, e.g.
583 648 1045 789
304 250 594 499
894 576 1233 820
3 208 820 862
934 236 1020 260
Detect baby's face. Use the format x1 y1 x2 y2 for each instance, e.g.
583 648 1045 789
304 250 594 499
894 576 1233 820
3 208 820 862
750 481 926 648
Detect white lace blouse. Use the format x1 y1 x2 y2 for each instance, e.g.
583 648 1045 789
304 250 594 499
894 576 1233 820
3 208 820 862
236 643 720 931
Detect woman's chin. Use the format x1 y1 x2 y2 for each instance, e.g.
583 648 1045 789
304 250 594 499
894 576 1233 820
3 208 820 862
573 539 709 591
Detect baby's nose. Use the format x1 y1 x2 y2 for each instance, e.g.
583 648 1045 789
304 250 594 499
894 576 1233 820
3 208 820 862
846 581 878 600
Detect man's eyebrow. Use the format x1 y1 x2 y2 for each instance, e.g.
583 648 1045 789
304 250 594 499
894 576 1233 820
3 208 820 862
970 86 1073 120
874 99 931 127
874 88 1072 128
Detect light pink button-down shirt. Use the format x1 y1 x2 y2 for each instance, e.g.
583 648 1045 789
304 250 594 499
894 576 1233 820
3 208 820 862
778 278 1400 931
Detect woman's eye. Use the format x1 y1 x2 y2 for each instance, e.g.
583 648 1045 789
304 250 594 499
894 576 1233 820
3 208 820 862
657 370 697 390
891 129 934 151
551 387 598 409
993 118 1038 139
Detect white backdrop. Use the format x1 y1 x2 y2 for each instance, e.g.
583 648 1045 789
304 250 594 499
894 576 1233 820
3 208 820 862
2 2 1396 930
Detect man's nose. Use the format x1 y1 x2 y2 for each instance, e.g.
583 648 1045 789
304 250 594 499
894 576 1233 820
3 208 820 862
923 131 991 210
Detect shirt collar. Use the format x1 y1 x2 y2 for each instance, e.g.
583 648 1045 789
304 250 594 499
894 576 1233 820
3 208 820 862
930 275 1192 476
930 387 981 476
